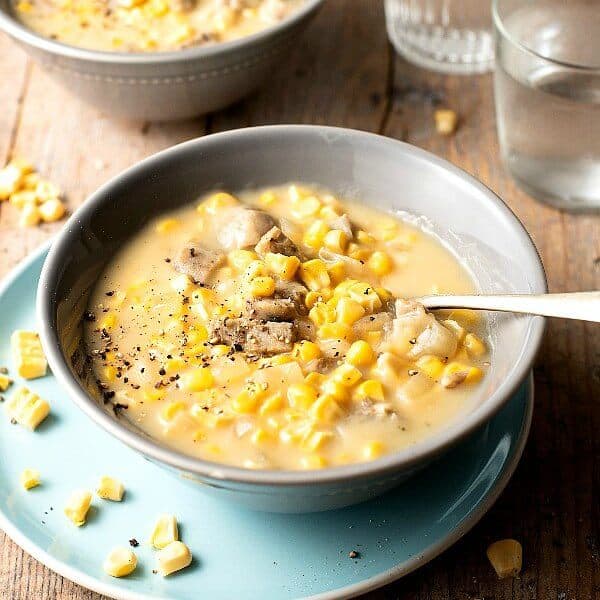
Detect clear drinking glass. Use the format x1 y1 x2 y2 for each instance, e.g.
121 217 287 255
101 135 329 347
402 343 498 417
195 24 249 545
384 0 494 74
494 0 600 211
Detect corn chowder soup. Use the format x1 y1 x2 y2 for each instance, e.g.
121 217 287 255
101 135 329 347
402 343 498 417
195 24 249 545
13 0 303 52
84 185 489 470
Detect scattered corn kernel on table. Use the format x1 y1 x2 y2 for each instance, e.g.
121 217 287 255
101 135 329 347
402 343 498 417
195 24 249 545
0 1 598 598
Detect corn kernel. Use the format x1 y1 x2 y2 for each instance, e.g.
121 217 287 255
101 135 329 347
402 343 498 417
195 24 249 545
288 184 309 203
295 340 322 362
179 368 214 392
333 278 358 297
309 303 335 326
259 391 285 416
232 389 260 414
264 253 300 280
204 412 234 429
332 364 362 387
336 297 365 325
100 365 117 383
192 429 205 442
447 308 480 325
16 1 33 14
362 440 386 460
486 539 522 578
318 322 352 341
356 230 375 244
261 354 294 367
258 190 276 206
19 203 40 227
99 313 117 331
243 259 268 280
304 372 325 388
368 251 393 276
150 514 179 549
64 490 92 526
279 425 300 445
6 387 50 430
145 0 169 16
20 468 40 490
249 276 275 298
8 190 36 208
228 249 258 271
186 326 208 345
354 379 385 402
303 431 333 452
321 379 350 404
441 362 483 388
161 401 186 421
319 205 341 220
251 428 271 446
291 195 321 219
170 22 195 44
346 340 375 366
210 344 230 358
157 541 192 576
323 229 349 253
0 163 24 199
347 282 382 312
203 192 238 214
155 218 179 234
143 388 165 402
347 243 371 261
0 373 13 391
434 108 458 135
464 333 486 357
38 198 66 222
309 395 342 423
375 287 393 303
299 259 331 291
96 476 125 501
103 547 137 578
303 220 329 249
287 383 318 411
299 455 327 469
304 291 323 310
327 262 346 286
416 355 446 380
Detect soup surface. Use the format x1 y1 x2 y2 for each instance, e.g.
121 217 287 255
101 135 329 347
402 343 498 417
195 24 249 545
13 0 303 52
84 184 489 470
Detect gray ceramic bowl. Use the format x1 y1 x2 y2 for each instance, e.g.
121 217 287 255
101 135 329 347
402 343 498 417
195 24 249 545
37 125 546 512
0 0 323 121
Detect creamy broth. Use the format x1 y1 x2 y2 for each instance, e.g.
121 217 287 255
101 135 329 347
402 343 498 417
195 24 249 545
13 0 303 53
84 184 489 470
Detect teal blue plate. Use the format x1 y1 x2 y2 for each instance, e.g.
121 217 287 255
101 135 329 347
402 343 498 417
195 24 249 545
0 244 533 600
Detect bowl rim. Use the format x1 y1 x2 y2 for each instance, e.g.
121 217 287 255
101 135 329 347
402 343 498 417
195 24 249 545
0 0 323 65
37 125 547 486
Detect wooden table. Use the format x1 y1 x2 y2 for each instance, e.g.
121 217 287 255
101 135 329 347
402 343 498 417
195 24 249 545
1 2 598 598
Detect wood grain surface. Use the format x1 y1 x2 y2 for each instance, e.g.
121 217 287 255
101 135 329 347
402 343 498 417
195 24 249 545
0 1 598 599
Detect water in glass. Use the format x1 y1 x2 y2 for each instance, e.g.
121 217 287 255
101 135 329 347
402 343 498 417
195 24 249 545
494 1 600 211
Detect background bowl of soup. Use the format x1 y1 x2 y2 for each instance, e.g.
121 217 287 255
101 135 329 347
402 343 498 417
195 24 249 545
37 125 546 512
0 0 323 121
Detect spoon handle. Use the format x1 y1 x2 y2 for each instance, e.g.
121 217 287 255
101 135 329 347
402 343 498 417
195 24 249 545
418 291 600 323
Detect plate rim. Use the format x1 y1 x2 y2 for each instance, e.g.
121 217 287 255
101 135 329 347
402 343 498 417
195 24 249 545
0 242 534 600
